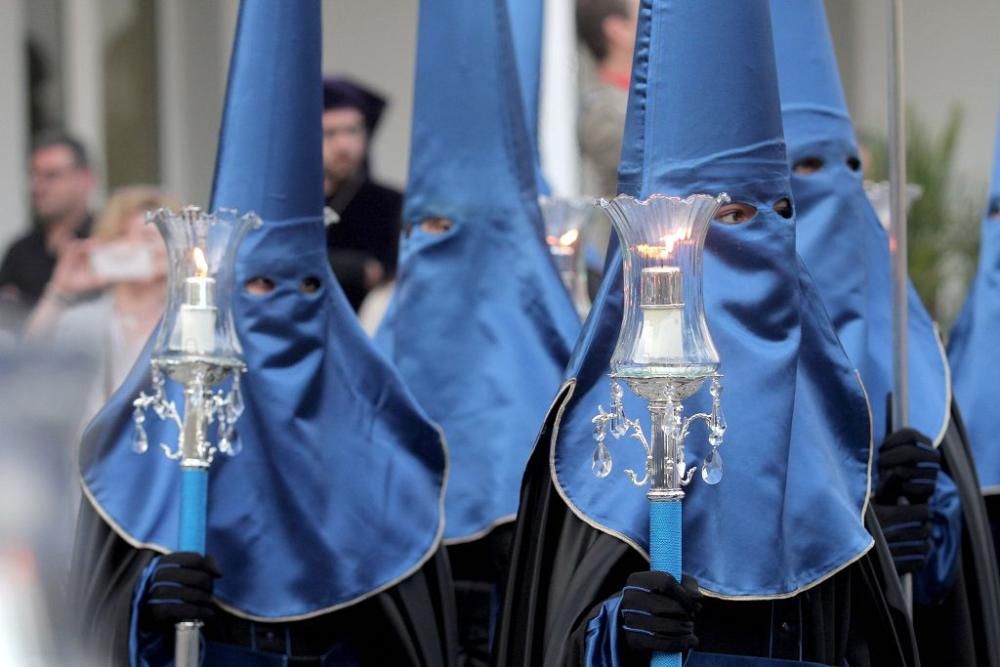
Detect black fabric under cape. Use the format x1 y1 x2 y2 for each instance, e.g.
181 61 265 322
913 404 1000 667
492 386 918 667
325 177 402 311
71 501 457 666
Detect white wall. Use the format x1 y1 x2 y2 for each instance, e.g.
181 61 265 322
0 0 27 250
828 0 1000 191
157 0 237 207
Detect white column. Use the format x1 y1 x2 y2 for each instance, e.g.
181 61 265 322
0 0 27 250
154 0 237 206
155 0 185 202
62 0 105 197
540 0 581 197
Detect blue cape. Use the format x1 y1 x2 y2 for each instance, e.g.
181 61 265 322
376 0 580 542
948 110 1000 493
771 0 950 447
550 0 874 598
79 0 446 621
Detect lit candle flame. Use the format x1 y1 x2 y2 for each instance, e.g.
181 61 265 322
546 228 580 247
636 229 690 259
193 247 209 278
559 228 579 246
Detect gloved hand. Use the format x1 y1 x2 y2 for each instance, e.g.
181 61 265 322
875 427 939 505
140 552 221 633
873 502 933 574
619 571 702 660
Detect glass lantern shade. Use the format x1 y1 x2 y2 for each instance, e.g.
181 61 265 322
539 196 595 315
864 181 923 231
601 193 726 399
149 207 261 384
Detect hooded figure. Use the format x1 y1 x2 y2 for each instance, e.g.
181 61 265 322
951 113 1000 496
71 2 455 665
772 3 1000 664
322 76 402 311
376 0 579 662
492 1 917 664
949 106 1000 637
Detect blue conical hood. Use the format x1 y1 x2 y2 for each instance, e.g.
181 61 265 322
771 0 950 451
771 0 849 113
617 0 788 203
376 0 579 541
508 0 544 148
949 109 1000 492
80 0 446 620
209 1 322 218
549 0 874 597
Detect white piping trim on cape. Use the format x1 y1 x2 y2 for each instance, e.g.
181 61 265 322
79 423 451 624
929 323 953 449
443 514 517 546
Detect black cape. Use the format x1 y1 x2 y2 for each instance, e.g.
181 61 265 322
912 404 1000 667
71 499 457 666
492 387 918 667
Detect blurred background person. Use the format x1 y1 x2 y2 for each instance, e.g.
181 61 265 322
323 76 402 311
575 0 638 295
24 185 176 428
0 133 96 321
576 0 637 201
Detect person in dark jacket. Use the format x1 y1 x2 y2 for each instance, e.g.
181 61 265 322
322 77 402 311
0 133 95 325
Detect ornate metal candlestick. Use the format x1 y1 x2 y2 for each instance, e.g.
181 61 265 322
539 195 596 317
591 193 727 667
131 206 260 667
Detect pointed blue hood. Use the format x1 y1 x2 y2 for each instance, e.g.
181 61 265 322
948 110 1000 492
550 0 874 597
508 0 544 150
771 0 950 447
508 0 549 194
375 0 579 542
79 0 446 620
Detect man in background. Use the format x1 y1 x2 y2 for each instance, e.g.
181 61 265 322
323 77 402 311
576 0 637 200
0 133 96 310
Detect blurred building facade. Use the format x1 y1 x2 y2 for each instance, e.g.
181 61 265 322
0 0 996 253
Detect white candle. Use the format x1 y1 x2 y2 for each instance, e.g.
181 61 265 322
180 248 216 354
636 266 684 362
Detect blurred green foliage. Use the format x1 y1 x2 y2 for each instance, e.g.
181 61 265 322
861 106 983 326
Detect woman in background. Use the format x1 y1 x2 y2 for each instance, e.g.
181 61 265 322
25 185 176 425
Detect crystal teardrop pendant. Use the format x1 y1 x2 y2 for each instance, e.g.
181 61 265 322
592 443 613 478
701 447 723 485
131 419 149 454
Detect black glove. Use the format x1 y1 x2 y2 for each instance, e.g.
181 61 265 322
140 552 221 633
873 502 933 575
619 571 702 660
875 427 939 504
